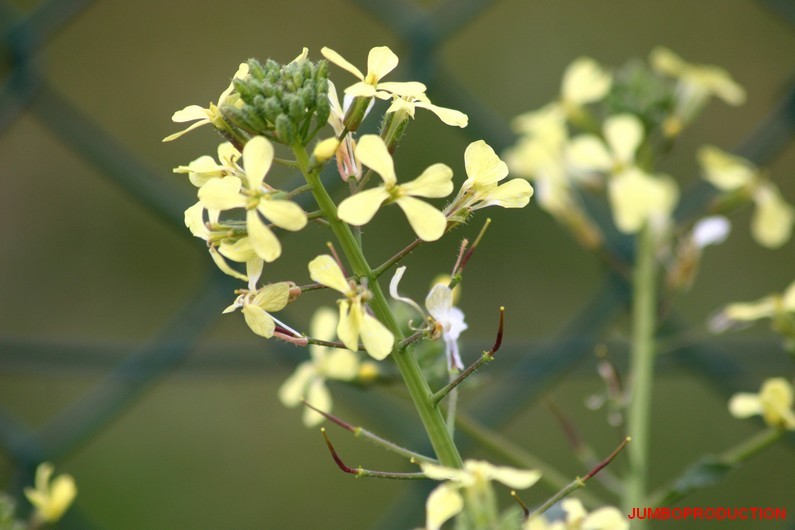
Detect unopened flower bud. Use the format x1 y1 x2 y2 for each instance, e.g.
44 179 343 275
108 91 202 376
313 138 340 163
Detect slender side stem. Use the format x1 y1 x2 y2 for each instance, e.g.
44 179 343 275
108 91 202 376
293 145 463 468
623 224 657 524
373 237 423 278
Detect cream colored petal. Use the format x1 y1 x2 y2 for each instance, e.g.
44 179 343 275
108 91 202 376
390 266 426 317
278 362 315 407
583 507 629 530
198 176 246 211
343 82 378 98
701 68 746 106
608 169 674 233
401 163 454 198
476 179 534 209
649 47 685 77
751 183 795 248
566 135 613 172
425 283 453 321
728 393 762 419
366 46 399 81
309 255 350 294
218 141 242 168
241 304 276 338
759 378 795 428
376 81 427 97
697 145 755 190
414 101 468 127
337 187 390 226
184 202 210 240
321 47 364 80
303 377 331 427
243 136 274 190
782 280 795 312
171 105 210 123
421 462 469 482
251 282 290 312
396 196 447 241
218 63 250 103
386 97 416 118
359 311 394 360
247 210 282 262
291 47 309 64
465 140 509 186
209 247 248 282
246 257 263 291
355 135 397 185
724 297 777 322
562 57 612 105
426 483 464 530
337 300 360 352
218 238 256 262
323 349 360 380
173 155 224 185
604 114 643 165
258 199 307 231
311 307 338 342
483 463 541 489
42 475 76 522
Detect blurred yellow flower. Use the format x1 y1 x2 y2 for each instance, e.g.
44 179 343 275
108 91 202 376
308 255 394 360
525 498 628 530
422 460 541 530
698 145 794 248
711 279 795 330
198 136 307 262
321 46 426 99
163 63 249 141
608 167 679 234
338 135 454 241
279 307 360 427
223 282 291 338
24 462 77 523
561 57 613 108
729 378 795 430
566 113 644 176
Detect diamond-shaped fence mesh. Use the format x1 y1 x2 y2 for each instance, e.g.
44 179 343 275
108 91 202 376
2 1 795 528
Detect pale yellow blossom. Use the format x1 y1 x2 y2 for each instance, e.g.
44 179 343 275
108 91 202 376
223 282 291 338
729 378 795 430
308 255 394 360
198 136 307 262
338 135 454 241
566 114 644 176
386 93 468 127
561 57 613 107
321 46 426 99
608 167 678 234
525 498 628 530
279 307 360 426
163 63 249 141
24 463 77 523
710 279 795 330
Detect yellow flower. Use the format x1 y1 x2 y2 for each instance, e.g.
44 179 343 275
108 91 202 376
452 140 534 213
608 167 679 234
560 57 613 108
24 462 77 523
337 135 454 241
422 460 541 530
650 47 745 125
698 145 794 248
321 46 426 99
278 307 361 427
173 142 241 187
326 81 361 180
198 136 307 262
710 279 795 331
308 255 394 360
729 378 795 430
525 498 628 530
163 63 249 141
386 93 468 128
223 282 291 338
566 113 644 176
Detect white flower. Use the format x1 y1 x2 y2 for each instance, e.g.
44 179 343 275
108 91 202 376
426 283 468 370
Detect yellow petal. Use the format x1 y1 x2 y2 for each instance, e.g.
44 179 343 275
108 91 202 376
42 475 77 522
343 82 378 98
337 187 390 226
783 280 795 312
562 57 612 105
608 169 677 233
415 100 468 127
337 300 360 352
323 349 360 380
251 282 290 312
604 114 643 165
217 238 256 262
565 135 613 172
366 46 399 81
359 312 394 360
303 377 331 427
258 199 307 231
209 247 248 282
198 176 246 211
355 135 397 186
396 196 447 241
309 306 338 363
171 105 210 124
184 202 210 240
243 136 274 190
401 163 454 198
425 483 464 530
465 140 508 186
583 507 629 530
247 210 282 262
728 393 762 418
320 46 364 80
723 297 777 322
308 255 350 294
376 81 427 96
752 183 795 248
476 179 534 209
759 378 795 429
477 461 541 489
697 145 755 190
278 362 315 407
241 304 276 338
290 47 309 64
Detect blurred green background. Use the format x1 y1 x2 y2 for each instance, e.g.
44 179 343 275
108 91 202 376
2 0 795 528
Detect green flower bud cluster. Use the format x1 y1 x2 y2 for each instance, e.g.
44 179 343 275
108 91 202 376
221 57 330 146
605 60 675 132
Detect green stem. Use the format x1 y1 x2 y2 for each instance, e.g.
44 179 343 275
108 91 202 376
293 144 463 468
623 224 657 524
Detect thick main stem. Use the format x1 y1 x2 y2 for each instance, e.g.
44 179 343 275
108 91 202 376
623 223 657 525
294 146 463 468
